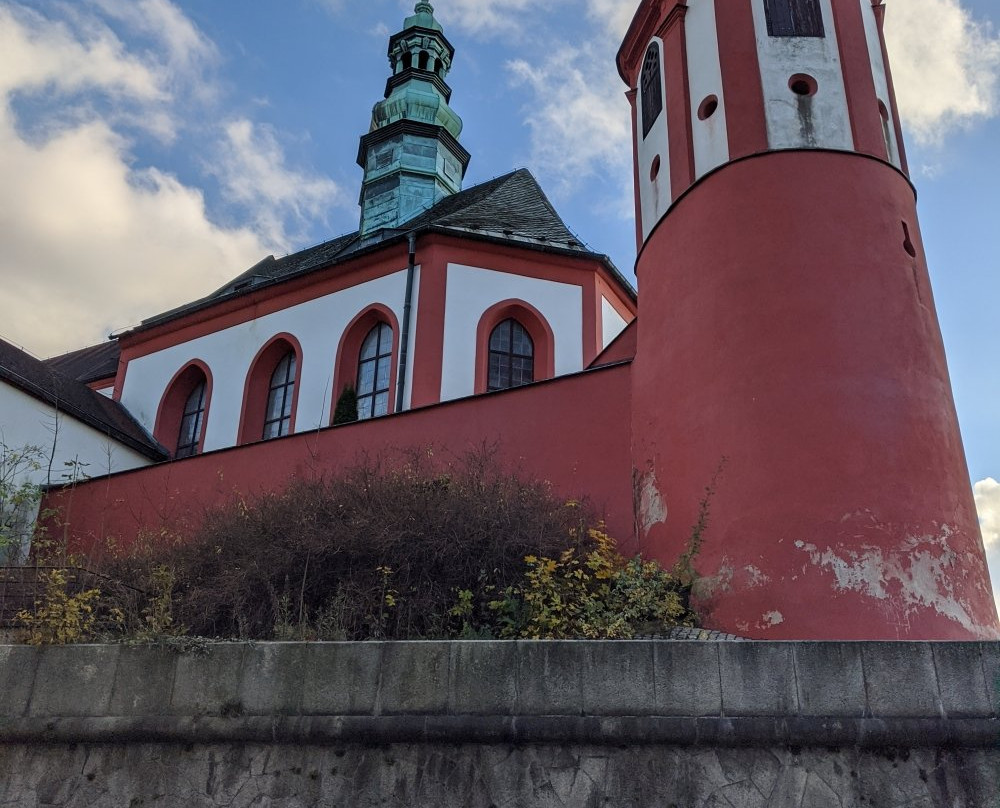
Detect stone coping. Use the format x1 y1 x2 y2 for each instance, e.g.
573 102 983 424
1 641 998 747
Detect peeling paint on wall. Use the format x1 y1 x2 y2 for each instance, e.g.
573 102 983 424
638 471 667 535
795 524 1000 639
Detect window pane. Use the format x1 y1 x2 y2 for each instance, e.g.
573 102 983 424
281 382 295 418
376 356 391 391
271 354 290 387
378 322 393 355
512 357 534 387
262 419 281 440
357 394 373 420
358 361 376 395
488 353 502 389
490 321 511 351
266 387 285 422
512 324 533 357
360 327 379 360
374 392 389 417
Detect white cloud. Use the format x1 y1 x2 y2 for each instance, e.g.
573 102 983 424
0 1 342 357
884 0 1000 144
210 119 347 252
974 478 1000 612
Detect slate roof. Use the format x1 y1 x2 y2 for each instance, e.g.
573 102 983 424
0 339 165 461
45 341 120 385
132 169 634 334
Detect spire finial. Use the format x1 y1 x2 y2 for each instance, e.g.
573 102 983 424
414 2 434 13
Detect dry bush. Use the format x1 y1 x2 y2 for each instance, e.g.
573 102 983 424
104 448 596 640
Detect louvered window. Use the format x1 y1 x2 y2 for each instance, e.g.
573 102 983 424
640 43 663 139
764 0 825 37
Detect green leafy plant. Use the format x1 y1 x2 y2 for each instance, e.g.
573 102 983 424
15 568 110 645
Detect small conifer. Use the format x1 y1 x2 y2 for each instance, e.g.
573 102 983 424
332 385 359 425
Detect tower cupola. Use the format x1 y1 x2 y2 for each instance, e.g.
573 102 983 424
358 2 470 236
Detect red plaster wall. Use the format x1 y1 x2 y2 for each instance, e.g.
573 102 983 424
631 150 999 640
46 365 635 563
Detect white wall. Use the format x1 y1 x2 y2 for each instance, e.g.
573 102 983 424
858 0 901 168
440 265 584 402
0 381 152 561
751 0 853 151
637 37 672 241
687 0 730 179
601 298 629 349
120 270 411 451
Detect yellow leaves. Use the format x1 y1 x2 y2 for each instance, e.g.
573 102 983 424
16 568 105 645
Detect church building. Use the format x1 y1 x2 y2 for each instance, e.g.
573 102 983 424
6 0 997 641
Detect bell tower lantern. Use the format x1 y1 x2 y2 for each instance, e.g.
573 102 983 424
358 2 471 236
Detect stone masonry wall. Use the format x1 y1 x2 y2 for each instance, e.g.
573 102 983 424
1 641 998 806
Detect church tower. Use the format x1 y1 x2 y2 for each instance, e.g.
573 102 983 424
358 2 471 235
619 0 999 639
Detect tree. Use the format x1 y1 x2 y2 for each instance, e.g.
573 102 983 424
332 385 359 425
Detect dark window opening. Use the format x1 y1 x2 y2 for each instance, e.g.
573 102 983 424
418 50 430 71
263 352 296 440
402 52 413 70
640 43 663 139
488 319 534 391
357 322 393 419
176 381 206 459
764 0 825 37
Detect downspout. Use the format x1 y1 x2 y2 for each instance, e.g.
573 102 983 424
395 231 417 414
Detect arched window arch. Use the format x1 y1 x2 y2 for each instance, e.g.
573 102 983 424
640 41 663 139
332 305 400 423
154 360 213 459
475 300 555 394
238 334 303 444
488 319 534 391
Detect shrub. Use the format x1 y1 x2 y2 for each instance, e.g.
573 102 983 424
16 568 111 645
332 385 359 425
106 448 596 640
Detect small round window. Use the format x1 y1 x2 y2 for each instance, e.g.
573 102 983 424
698 95 719 121
789 74 818 97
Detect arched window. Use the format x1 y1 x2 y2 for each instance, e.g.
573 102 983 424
357 322 393 419
176 381 207 458
764 0 824 37
418 50 430 71
488 319 534 391
154 361 212 459
263 352 296 439
238 335 303 445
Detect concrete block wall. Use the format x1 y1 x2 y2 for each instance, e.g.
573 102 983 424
1 641 999 806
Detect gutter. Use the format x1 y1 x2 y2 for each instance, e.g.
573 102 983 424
395 232 417 413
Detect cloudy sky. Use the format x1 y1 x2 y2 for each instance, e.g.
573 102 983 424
0 0 998 600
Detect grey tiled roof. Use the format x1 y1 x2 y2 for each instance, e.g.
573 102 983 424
134 169 633 333
45 341 120 385
0 339 165 461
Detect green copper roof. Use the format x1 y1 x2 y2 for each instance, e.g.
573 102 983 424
405 2 442 32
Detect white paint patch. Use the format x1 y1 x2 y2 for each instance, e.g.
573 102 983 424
440 265 584 402
638 471 667 535
601 297 628 349
759 610 785 628
687 0 730 178
795 526 1000 638
750 0 853 151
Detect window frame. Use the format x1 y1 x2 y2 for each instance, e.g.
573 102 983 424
237 334 303 445
332 305 400 424
262 351 297 440
153 360 213 459
474 300 555 395
487 318 535 392
640 41 664 139
356 321 395 420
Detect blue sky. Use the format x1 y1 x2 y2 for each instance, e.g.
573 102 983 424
0 0 997 590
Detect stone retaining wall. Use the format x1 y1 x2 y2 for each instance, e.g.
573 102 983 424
1 641 998 806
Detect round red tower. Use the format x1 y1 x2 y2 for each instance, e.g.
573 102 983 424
620 0 999 639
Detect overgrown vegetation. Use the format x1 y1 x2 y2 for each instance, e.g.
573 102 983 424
12 449 712 644
332 385 359 425
0 442 46 565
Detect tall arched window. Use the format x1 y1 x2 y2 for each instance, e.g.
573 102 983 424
263 352 296 439
357 322 393 419
238 334 303 445
488 319 534 391
640 42 663 138
176 381 207 458
154 361 212 459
